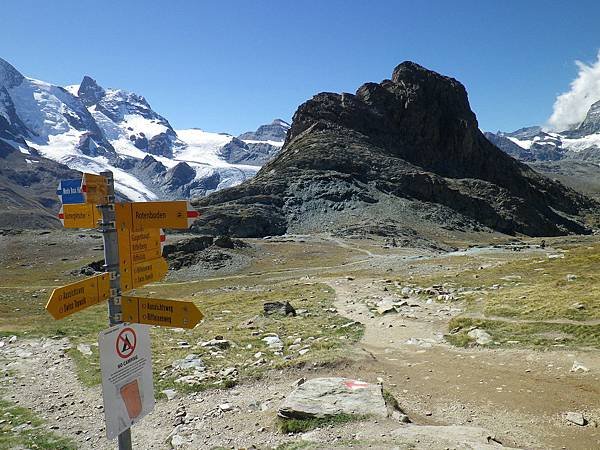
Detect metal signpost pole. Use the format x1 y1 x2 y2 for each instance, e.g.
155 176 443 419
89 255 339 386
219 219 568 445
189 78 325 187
98 170 132 450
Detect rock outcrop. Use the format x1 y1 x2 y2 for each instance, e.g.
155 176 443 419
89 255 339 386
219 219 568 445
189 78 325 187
191 62 597 238
278 378 391 419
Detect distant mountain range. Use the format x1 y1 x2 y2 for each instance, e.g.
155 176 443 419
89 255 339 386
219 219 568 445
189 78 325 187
0 57 289 227
485 100 600 200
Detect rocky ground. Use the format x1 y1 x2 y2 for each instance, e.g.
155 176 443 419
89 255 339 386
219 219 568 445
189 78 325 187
1 231 600 449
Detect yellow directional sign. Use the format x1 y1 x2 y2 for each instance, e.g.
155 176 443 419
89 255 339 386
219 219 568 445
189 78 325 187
81 173 108 205
46 274 111 320
115 201 199 230
59 203 101 228
121 296 203 329
117 228 165 292
131 257 168 289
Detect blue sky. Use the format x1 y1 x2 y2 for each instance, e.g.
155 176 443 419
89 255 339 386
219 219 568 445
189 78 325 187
2 0 600 134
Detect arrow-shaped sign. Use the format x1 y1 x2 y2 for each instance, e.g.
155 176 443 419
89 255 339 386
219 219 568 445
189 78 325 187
121 296 203 329
46 274 111 320
117 228 165 292
81 173 109 205
131 257 168 289
58 203 101 229
115 201 199 230
57 179 84 204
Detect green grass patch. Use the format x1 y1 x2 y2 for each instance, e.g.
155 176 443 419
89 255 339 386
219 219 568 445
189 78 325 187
390 243 600 350
382 389 400 411
451 245 600 321
447 317 600 349
278 413 368 434
0 397 76 450
2 278 363 395
148 281 364 393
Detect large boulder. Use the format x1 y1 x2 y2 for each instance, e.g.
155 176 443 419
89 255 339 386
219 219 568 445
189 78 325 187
278 377 390 419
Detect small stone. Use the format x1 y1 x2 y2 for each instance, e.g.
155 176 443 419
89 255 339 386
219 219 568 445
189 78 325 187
467 328 492 345
263 335 283 350
263 301 296 316
76 344 92 356
219 403 233 412
170 434 185 448
293 377 306 387
565 412 587 426
161 389 178 401
298 348 310 356
172 354 204 371
200 339 231 350
571 361 589 373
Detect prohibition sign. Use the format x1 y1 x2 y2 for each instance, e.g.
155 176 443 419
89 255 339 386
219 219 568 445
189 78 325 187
116 327 137 359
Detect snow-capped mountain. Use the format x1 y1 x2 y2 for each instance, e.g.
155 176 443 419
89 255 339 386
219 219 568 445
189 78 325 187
485 101 600 200
486 99 600 164
0 57 287 203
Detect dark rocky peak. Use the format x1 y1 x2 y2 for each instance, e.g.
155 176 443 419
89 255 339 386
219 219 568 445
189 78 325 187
0 58 24 89
286 60 498 181
575 100 600 136
238 119 290 142
220 137 249 158
501 126 542 140
272 119 290 128
75 132 115 158
139 154 167 174
141 154 156 164
165 162 196 188
77 75 106 107
194 61 597 239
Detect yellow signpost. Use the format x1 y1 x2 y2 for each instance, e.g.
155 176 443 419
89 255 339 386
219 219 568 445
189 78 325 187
115 201 199 230
81 173 108 205
58 203 101 228
121 296 203 329
117 228 165 292
46 273 111 320
131 257 169 289
47 171 205 447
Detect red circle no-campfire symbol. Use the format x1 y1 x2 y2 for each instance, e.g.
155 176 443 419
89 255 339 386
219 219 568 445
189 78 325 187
116 327 137 359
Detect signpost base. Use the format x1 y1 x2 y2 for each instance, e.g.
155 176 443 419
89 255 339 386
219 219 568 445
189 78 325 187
118 429 132 450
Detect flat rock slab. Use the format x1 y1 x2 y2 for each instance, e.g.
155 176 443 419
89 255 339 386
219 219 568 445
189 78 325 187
390 425 522 449
278 377 388 419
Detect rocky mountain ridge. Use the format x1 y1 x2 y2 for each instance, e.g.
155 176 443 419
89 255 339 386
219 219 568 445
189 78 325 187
192 62 597 240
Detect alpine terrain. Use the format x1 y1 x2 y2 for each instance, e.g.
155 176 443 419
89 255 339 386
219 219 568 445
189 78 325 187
486 106 600 200
0 56 288 227
192 62 598 239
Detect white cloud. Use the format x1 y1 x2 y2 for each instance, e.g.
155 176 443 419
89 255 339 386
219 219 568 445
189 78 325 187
547 51 600 131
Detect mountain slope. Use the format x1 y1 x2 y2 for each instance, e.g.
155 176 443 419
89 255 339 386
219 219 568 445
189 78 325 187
0 137 80 228
191 62 597 239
